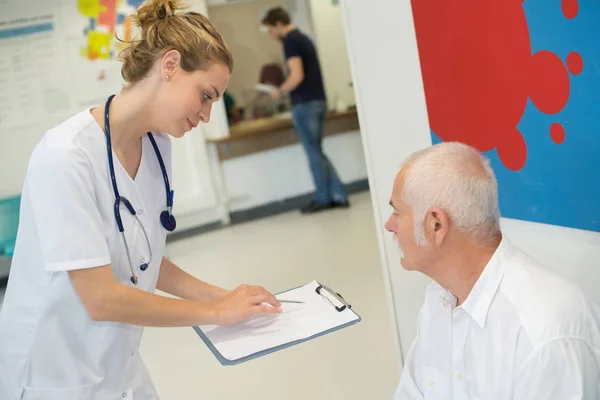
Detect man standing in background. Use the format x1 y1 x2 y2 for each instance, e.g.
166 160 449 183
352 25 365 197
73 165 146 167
261 7 350 214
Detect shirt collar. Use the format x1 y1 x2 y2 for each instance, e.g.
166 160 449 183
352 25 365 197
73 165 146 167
460 236 511 328
431 235 511 328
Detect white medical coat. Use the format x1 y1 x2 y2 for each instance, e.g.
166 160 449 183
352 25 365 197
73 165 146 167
0 108 172 400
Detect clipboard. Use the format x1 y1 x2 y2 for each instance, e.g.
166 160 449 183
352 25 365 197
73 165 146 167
192 281 361 366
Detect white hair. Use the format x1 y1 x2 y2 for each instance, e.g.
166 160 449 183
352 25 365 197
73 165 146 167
401 142 501 246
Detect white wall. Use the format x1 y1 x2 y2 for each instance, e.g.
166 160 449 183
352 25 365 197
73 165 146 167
341 0 600 371
285 0 316 42
224 130 366 211
308 0 355 111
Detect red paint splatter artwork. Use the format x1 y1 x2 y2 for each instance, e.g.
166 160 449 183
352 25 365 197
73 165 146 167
410 1 583 171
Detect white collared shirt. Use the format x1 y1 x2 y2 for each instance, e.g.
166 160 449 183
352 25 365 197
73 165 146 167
394 238 600 399
0 109 171 400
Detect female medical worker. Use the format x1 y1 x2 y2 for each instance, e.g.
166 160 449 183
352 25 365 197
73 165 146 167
0 1 282 399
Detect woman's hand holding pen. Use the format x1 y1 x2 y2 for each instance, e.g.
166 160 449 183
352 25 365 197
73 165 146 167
213 284 282 326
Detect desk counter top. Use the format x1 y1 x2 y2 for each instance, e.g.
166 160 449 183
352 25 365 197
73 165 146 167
206 108 358 144
205 108 360 161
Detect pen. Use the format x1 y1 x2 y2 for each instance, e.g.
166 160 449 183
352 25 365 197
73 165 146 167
278 299 305 304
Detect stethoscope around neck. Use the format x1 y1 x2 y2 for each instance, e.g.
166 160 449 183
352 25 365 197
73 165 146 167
104 94 176 285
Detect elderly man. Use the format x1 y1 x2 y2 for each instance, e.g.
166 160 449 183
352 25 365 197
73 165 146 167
386 142 600 399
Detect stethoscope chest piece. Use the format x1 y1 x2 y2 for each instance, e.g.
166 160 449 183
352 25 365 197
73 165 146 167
160 210 177 232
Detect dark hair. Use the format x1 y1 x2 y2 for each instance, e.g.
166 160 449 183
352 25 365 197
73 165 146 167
118 0 233 84
261 7 291 26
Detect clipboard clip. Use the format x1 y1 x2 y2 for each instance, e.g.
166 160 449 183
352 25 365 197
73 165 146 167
315 284 351 312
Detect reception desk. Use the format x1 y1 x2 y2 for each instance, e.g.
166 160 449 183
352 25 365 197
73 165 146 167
206 108 360 160
204 108 360 224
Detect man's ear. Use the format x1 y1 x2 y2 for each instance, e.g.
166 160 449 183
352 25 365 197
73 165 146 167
425 208 450 246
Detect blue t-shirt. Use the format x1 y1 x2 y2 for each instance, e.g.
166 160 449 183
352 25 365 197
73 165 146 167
283 29 326 105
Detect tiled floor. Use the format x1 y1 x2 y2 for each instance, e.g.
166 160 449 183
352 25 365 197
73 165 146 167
0 192 401 399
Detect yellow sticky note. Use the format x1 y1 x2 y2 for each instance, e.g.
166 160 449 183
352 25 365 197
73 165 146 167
78 0 104 18
88 31 112 60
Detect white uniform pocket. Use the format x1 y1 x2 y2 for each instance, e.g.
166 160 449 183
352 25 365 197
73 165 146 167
21 383 94 400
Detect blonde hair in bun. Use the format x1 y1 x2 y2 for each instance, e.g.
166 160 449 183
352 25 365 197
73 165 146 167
118 0 233 84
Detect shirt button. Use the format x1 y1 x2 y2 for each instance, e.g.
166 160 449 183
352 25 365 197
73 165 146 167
131 350 136 356
137 209 143 215
122 393 127 398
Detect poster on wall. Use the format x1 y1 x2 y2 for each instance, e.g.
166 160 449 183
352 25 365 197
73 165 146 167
410 0 600 232
59 0 144 106
0 0 72 130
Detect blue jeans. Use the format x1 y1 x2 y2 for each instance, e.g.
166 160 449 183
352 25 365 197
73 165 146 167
292 100 348 204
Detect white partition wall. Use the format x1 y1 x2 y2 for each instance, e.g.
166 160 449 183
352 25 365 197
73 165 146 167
339 0 432 368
